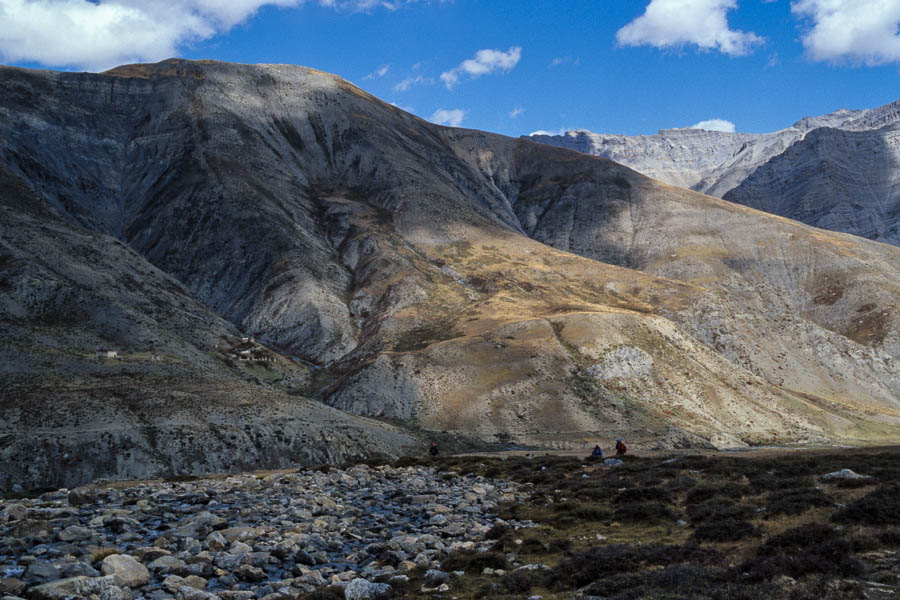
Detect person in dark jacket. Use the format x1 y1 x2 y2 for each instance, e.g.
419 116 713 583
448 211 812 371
615 439 627 456
591 445 603 457
429 441 439 457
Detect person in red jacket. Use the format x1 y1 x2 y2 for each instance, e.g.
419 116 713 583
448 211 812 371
615 439 627 456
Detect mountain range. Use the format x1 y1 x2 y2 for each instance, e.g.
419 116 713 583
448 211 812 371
1 59 898 490
530 101 900 246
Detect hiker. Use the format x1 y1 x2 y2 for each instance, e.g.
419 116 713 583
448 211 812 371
429 441 439 457
591 445 603 457
615 439 627 456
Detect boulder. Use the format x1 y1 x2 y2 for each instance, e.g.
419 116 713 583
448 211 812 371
148 555 188 575
234 565 265 582
423 569 449 584
1 504 27 522
344 578 392 600
101 555 150 588
177 586 219 600
819 469 874 482
26 575 120 600
0 578 24 596
56 525 92 542
67 488 97 506
24 561 62 585
205 532 227 552
218 527 261 544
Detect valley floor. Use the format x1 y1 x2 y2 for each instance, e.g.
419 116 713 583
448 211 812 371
0 448 898 599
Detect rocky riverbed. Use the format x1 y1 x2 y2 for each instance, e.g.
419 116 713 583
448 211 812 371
0 464 533 600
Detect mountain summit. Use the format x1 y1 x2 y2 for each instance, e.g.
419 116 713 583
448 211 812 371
1 60 898 489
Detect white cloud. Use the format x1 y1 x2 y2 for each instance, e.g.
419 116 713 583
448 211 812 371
392 74 433 91
0 0 430 71
528 128 570 136
791 0 900 65
429 108 465 126
364 63 390 79
440 46 522 89
550 56 579 67
616 0 764 56
689 118 736 132
509 106 525 119
318 0 424 11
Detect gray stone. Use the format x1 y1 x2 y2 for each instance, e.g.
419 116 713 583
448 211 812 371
67 488 97 506
205 532 227 552
56 526 92 542
0 579 24 596
233 565 265 582
2 505 27 522
423 569 449 584
24 561 61 585
603 459 624 467
819 469 874 482
101 554 150 588
344 578 392 600
62 562 101 578
26 575 120 600
177 586 219 600
148 556 188 574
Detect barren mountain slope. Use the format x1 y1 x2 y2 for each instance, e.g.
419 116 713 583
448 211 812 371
529 102 900 245
0 166 416 491
1 60 898 470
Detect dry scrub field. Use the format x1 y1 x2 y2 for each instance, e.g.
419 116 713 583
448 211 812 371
314 447 900 600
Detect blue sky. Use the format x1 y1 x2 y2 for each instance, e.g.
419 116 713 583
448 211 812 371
1 0 898 136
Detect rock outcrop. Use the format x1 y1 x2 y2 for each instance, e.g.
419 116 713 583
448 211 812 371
0 60 899 491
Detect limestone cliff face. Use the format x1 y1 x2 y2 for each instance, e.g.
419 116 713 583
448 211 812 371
724 124 900 246
529 102 900 245
1 60 899 489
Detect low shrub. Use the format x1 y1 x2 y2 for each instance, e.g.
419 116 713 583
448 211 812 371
571 486 615 501
691 518 760 543
764 488 832 516
518 537 547 554
832 483 900 525
667 476 698 491
546 543 721 589
685 484 746 505
585 564 752 599
687 499 757 524
834 477 876 489
441 550 508 574
757 523 837 555
483 523 509 540
613 501 677 523
737 524 864 582
738 542 863 582
615 485 671 504
500 569 539 594
878 530 900 547
747 474 810 493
